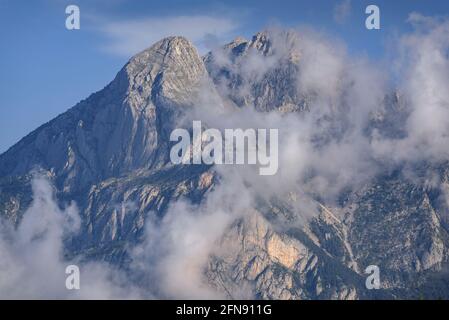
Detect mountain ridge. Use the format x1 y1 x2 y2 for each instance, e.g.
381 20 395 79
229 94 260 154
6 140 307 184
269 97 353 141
1 30 449 299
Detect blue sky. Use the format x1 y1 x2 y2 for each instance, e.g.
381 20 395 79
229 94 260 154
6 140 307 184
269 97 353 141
0 0 448 153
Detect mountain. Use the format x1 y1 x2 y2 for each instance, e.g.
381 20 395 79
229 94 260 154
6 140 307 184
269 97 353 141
204 30 308 113
1 30 449 299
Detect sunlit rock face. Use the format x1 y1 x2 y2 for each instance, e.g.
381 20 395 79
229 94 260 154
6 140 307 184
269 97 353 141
1 29 449 300
0 36 206 194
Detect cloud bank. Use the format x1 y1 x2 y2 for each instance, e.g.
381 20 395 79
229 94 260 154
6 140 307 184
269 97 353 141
0 176 141 299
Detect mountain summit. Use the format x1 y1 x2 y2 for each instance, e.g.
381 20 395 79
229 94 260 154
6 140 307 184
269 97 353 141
0 36 206 193
1 30 449 299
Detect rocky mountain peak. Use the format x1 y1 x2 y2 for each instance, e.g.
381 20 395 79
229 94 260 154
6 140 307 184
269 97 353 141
220 30 300 59
248 31 272 55
0 36 208 192
2 31 449 300
204 30 304 112
121 36 207 110
127 36 202 74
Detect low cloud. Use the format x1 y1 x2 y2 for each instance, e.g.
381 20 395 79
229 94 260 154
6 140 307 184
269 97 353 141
0 174 251 299
193 27 387 203
0 175 141 299
132 182 250 299
372 14 449 165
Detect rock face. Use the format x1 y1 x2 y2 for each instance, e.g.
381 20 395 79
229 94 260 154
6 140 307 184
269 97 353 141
204 31 307 112
1 30 449 299
347 174 448 289
207 210 363 300
0 37 206 194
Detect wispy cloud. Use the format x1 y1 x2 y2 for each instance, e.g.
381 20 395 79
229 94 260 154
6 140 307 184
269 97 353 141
96 15 239 57
0 175 142 299
333 0 352 25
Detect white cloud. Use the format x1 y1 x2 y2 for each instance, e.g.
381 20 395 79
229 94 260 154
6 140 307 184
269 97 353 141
0 175 141 299
197 27 387 202
131 168 254 299
98 15 239 56
406 12 442 29
371 14 449 165
333 0 352 25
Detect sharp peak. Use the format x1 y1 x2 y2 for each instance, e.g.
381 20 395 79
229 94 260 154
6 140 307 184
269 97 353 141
222 29 300 54
110 35 205 92
225 31 271 46
251 29 299 42
155 35 194 47
224 36 248 48
129 36 198 62
252 30 270 40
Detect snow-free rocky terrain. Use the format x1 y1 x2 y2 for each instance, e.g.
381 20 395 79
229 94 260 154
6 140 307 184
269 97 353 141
1 30 449 299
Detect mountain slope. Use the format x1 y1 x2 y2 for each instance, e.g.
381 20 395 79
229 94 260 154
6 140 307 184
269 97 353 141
0 36 206 193
1 30 449 299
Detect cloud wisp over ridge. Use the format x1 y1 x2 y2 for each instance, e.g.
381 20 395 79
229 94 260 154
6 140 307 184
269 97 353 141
96 15 240 56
